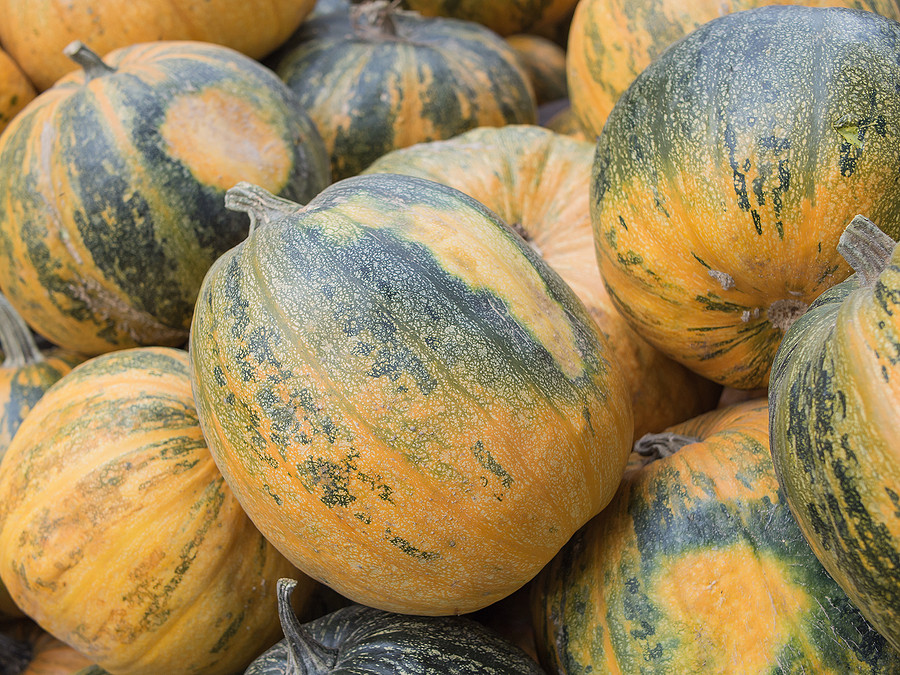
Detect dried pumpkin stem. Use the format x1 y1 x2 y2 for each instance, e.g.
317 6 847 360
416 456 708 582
63 40 117 82
837 214 896 288
0 632 31 675
225 182 301 235
0 293 44 368
277 578 339 675
633 432 699 467
767 298 808 333
350 0 401 38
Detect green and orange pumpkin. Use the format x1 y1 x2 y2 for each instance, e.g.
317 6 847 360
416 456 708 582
591 5 900 389
0 347 316 675
0 47 34 134
769 215 900 651
0 40 329 356
532 399 900 673
363 125 720 441
269 0 537 181
401 0 578 37
189 175 633 615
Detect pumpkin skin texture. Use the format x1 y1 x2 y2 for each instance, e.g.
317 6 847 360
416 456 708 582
769 216 900 651
0 0 318 91
0 47 34 134
244 578 544 674
400 0 578 36
189 176 633 616
531 400 900 674
568 0 900 138
0 347 316 675
592 6 900 389
363 125 721 441
505 34 567 106
0 41 330 357
270 3 537 181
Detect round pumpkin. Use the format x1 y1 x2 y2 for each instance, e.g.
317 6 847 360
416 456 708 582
363 125 721 441
189 176 633 615
245 578 544 674
269 1 536 181
0 47 34 135
769 215 900 651
0 40 329 356
505 34 567 106
532 399 900 673
0 0 318 91
0 621 93 675
0 347 316 675
591 5 900 389
400 0 578 36
568 0 900 138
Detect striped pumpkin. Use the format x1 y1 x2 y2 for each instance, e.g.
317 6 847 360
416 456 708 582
592 6 900 389
189 176 633 615
0 40 329 356
532 400 900 673
0 47 34 134
269 1 536 181
568 0 900 137
0 347 316 675
769 215 900 651
363 125 721 441
401 0 578 36
0 0 318 91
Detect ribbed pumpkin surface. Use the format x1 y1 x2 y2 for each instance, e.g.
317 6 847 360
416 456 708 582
0 41 329 356
592 6 900 388
0 347 312 675
532 400 900 673
363 125 720 441
0 46 34 133
401 0 577 36
189 174 632 615
769 218 900 651
0 0 318 91
568 0 900 137
271 6 536 181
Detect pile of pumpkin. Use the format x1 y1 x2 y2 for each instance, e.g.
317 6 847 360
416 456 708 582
0 0 898 673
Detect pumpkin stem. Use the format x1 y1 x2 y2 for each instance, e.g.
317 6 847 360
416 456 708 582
350 0 403 39
767 298 808 333
633 432 699 463
0 632 32 675
277 578 339 675
225 182 302 235
0 294 45 368
63 41 117 82
838 214 896 288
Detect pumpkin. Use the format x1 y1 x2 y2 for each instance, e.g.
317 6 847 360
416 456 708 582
542 103 588 141
189 176 632 615
0 0 318 91
0 621 93 675
591 5 900 389
0 40 329 356
769 215 900 651
0 347 317 675
568 0 900 138
0 47 34 135
531 399 900 673
269 0 536 181
400 0 578 37
505 34 567 106
363 125 721 441
244 578 544 674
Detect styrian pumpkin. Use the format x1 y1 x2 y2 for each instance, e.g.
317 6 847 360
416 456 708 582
363 125 721 441
189 176 633 615
505 34 567 106
269 0 536 181
769 215 900 651
568 0 900 137
532 400 900 673
0 48 34 135
244 578 544 674
0 40 329 356
0 0 318 91
0 347 317 675
592 5 900 389
400 0 578 36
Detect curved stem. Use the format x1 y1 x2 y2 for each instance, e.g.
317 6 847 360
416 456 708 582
63 41 117 82
0 294 44 368
0 632 32 675
633 432 699 467
277 578 339 675
350 0 400 38
838 214 896 288
224 182 301 235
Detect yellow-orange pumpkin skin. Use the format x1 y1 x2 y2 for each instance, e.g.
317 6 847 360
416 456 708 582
364 125 720 440
0 347 314 675
0 47 34 134
568 0 900 137
189 175 633 616
532 400 900 673
592 6 900 389
0 0 318 91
